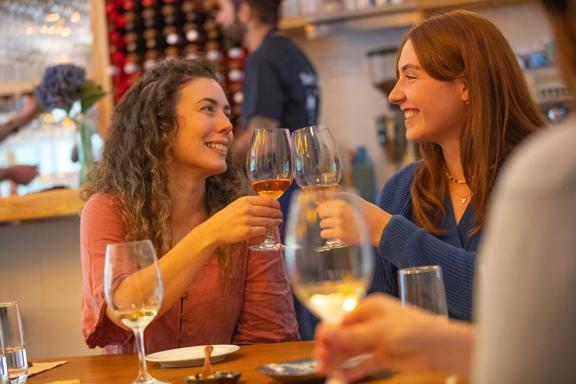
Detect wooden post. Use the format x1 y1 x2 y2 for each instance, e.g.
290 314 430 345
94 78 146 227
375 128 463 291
89 0 113 138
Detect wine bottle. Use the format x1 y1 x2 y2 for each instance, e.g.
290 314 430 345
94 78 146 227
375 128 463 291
164 25 180 46
143 28 158 50
141 7 156 28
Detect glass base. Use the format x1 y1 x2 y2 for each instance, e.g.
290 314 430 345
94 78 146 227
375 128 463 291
132 377 170 384
315 239 347 252
250 239 285 252
8 374 27 384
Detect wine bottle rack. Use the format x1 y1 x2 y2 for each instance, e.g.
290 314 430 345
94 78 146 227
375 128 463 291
104 0 245 124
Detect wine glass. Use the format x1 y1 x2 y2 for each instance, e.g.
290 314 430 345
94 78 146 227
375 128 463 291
285 189 374 383
291 125 345 250
104 240 166 384
246 127 293 251
398 265 448 318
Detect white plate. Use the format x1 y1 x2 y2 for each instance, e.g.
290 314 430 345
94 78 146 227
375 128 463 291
146 344 240 368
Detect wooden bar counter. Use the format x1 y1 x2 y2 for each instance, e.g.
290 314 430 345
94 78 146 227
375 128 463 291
0 188 83 222
28 341 452 384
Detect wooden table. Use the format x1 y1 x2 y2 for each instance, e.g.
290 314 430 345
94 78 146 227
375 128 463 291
27 341 452 384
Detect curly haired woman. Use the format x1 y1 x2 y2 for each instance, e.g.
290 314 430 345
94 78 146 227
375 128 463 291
80 58 299 354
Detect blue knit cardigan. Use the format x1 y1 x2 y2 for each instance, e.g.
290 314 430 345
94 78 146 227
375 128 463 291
369 162 480 321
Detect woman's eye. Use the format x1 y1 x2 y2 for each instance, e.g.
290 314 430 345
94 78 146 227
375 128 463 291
202 105 215 113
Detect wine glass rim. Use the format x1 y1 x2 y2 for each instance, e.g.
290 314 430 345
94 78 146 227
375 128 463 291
106 239 154 248
399 265 442 275
292 124 328 133
0 301 18 307
254 127 290 132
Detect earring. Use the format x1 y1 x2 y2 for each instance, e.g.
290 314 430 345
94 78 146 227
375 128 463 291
465 100 470 106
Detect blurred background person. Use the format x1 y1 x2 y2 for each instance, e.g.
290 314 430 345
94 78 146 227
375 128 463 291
315 1 576 382
81 58 298 354
217 0 321 340
317 9 544 321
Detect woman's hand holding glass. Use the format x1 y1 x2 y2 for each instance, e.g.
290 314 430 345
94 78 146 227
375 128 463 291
314 294 467 383
104 240 166 384
318 196 391 247
200 195 283 246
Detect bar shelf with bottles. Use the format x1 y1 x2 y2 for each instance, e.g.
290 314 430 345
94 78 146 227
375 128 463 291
105 0 245 123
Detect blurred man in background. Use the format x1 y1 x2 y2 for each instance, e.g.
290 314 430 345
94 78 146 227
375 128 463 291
217 0 321 340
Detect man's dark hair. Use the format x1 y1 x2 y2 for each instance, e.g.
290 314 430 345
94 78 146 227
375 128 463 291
236 0 282 26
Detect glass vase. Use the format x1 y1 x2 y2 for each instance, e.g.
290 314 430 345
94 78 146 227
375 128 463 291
76 114 93 186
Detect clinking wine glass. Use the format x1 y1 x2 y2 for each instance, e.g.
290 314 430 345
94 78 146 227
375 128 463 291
104 240 166 384
246 127 293 251
291 125 345 251
285 189 374 383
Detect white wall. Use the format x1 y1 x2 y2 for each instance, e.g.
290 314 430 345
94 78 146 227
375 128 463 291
0 218 96 358
293 2 552 190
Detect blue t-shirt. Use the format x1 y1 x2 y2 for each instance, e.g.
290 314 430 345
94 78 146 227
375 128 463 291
242 31 320 132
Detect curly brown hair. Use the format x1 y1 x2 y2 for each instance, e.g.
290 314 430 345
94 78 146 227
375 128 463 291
401 10 545 235
82 58 252 259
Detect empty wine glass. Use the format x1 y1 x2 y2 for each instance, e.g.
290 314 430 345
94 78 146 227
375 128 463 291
291 125 344 250
285 189 374 383
398 265 448 318
246 127 293 251
104 240 166 384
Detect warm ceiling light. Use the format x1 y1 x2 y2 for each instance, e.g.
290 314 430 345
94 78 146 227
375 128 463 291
62 27 71 37
70 11 80 23
46 12 60 22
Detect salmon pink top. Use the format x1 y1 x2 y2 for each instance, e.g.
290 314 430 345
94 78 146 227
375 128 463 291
80 193 299 354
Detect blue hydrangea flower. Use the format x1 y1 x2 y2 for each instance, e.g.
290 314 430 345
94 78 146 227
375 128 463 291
36 64 86 112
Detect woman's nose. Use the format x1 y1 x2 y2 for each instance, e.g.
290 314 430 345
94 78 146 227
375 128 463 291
216 112 233 133
388 80 404 105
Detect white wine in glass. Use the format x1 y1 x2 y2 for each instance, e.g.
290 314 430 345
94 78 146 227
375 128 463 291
291 125 345 250
246 127 293 251
104 240 166 384
285 189 374 383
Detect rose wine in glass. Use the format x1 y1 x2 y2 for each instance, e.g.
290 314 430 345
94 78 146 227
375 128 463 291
246 127 293 251
291 125 345 250
104 240 166 384
285 189 374 383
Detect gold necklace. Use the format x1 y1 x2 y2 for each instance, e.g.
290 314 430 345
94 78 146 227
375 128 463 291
446 172 467 184
456 190 472 204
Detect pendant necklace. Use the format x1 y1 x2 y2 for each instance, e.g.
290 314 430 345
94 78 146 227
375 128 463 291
446 172 472 204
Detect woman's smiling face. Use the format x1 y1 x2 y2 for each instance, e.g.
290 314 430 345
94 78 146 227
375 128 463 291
171 77 234 177
388 39 469 147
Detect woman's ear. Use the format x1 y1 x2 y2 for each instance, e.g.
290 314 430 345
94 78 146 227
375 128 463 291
459 78 469 104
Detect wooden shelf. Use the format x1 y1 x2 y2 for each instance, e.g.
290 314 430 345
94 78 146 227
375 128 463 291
280 0 532 35
0 79 37 97
0 188 84 222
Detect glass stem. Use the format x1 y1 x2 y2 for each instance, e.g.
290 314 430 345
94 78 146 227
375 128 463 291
264 225 278 244
133 328 151 381
326 370 346 384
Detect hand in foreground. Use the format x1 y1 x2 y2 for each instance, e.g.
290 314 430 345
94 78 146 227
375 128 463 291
202 196 282 246
7 165 38 185
317 195 391 246
314 294 471 382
